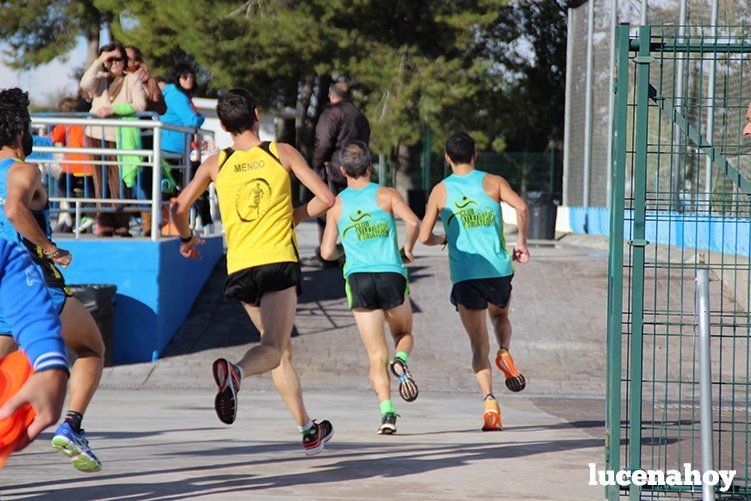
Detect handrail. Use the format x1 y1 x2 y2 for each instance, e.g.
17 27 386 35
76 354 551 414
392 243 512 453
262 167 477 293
30 113 220 241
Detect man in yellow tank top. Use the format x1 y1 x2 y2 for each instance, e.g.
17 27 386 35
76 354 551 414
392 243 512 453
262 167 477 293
172 88 336 455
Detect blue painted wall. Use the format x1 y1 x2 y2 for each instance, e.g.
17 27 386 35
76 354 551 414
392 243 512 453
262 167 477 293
567 206 751 256
58 236 223 364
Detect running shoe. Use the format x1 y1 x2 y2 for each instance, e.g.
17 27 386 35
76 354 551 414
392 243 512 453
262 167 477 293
378 412 398 435
212 358 241 425
51 423 102 473
482 398 503 432
495 348 526 392
302 419 334 456
389 357 419 402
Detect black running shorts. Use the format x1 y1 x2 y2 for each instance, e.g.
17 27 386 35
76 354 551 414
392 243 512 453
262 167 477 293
450 275 513 310
346 272 409 310
224 262 301 306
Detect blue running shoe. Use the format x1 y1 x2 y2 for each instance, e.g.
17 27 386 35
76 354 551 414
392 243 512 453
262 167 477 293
51 422 102 473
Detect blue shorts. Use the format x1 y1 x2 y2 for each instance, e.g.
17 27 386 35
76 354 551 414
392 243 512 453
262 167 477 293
0 285 68 335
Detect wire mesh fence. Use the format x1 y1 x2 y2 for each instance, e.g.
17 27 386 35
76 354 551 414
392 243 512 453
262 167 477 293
607 23 751 500
565 0 751 209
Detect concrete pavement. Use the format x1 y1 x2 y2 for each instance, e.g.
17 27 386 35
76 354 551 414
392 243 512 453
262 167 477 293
0 223 611 500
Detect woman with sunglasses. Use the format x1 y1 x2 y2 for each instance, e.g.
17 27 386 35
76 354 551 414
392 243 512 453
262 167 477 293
79 42 147 237
160 64 205 159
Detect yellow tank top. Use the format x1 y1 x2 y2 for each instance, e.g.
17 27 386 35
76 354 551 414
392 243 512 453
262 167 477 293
215 141 299 274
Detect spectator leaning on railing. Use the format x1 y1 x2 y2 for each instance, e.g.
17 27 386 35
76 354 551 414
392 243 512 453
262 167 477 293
79 42 147 237
125 45 166 115
160 63 205 157
49 96 94 233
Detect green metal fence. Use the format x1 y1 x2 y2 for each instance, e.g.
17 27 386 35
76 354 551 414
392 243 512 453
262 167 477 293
607 24 751 500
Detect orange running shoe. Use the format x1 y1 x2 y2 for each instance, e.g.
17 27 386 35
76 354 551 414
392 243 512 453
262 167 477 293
495 348 526 392
482 398 503 431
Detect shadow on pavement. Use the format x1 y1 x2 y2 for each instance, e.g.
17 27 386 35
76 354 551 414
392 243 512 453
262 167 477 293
5 438 602 499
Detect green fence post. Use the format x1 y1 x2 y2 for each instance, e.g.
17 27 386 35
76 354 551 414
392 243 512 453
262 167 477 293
549 148 555 192
422 125 431 192
605 23 631 501
627 24 652 501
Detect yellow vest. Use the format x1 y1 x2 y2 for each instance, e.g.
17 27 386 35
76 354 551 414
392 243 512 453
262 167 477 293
215 141 299 274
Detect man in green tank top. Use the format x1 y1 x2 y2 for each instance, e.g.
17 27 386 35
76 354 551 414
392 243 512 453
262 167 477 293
419 132 530 432
321 142 420 435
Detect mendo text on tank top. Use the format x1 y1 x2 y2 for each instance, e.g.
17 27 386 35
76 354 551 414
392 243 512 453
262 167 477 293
234 160 266 173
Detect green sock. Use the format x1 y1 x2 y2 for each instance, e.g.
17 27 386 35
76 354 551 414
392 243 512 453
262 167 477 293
395 351 409 363
380 399 395 416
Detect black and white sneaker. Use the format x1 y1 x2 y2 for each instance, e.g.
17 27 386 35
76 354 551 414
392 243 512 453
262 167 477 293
389 358 419 402
378 412 398 435
302 419 334 456
212 358 241 425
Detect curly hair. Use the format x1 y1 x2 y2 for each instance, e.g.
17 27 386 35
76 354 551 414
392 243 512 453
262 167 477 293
0 88 30 149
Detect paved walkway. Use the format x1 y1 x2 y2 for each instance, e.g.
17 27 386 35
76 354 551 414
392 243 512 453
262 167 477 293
0 223 611 500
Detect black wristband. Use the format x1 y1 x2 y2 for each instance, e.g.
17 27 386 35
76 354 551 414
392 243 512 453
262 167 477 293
180 234 193 243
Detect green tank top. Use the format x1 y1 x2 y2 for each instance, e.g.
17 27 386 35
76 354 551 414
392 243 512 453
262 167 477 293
440 169 513 283
337 183 406 278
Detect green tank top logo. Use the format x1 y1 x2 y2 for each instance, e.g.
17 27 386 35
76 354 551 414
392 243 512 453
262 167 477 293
343 210 390 241
447 196 496 230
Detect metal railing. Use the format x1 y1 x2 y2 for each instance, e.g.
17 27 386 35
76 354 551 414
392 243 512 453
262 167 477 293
29 113 217 241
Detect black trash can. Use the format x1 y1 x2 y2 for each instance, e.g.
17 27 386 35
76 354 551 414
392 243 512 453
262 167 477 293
68 285 117 367
408 189 427 219
524 191 558 240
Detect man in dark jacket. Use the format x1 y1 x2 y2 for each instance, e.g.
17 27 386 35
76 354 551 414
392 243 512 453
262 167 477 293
313 82 370 191
302 82 371 267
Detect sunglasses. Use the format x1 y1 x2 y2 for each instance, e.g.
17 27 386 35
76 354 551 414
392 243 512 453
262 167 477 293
108 57 124 63
180 73 195 79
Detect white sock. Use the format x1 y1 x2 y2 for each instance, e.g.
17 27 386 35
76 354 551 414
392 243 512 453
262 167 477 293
298 419 314 434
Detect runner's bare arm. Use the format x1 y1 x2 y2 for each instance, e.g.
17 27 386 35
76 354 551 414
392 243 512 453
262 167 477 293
172 155 215 259
418 184 446 246
498 176 530 263
4 163 57 255
389 188 420 262
276 143 335 225
320 199 342 261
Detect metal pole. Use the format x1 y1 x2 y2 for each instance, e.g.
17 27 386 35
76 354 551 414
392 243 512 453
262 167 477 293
606 0 618 209
640 0 647 25
562 7 574 206
583 0 594 208
378 154 386 186
74 201 81 240
151 126 162 242
704 0 719 196
671 0 688 210
695 268 715 501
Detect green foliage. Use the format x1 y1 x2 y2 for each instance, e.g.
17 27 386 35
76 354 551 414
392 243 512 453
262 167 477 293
1 0 567 176
0 0 108 70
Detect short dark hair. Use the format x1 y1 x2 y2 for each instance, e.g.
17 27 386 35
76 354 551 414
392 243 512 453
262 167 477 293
217 88 258 135
340 141 371 178
125 45 143 63
445 132 475 165
0 88 30 148
329 81 350 100
98 42 127 64
58 96 78 113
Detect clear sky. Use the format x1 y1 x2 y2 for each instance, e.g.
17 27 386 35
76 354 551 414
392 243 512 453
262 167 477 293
0 38 87 106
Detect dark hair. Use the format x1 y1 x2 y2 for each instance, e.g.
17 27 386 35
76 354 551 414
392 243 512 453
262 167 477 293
173 63 196 95
217 88 258 135
329 81 350 100
445 132 475 165
98 42 128 65
0 88 30 148
340 141 371 178
58 96 78 113
125 45 143 63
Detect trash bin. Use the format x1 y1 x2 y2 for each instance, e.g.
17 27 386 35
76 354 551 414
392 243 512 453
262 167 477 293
68 285 117 367
524 191 558 240
408 189 427 219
